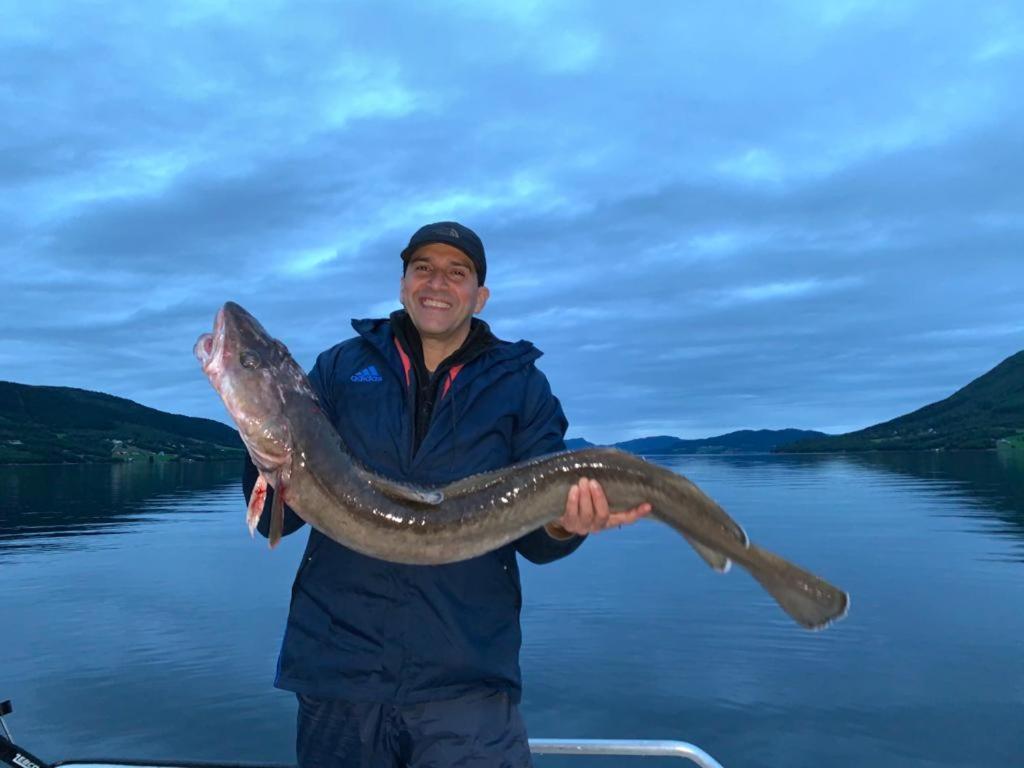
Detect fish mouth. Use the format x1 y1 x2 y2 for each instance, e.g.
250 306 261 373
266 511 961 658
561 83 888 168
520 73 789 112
194 306 226 375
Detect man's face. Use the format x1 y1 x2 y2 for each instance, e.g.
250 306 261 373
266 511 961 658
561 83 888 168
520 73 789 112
400 243 490 343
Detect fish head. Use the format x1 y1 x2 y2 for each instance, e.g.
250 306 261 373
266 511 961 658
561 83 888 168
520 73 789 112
194 301 311 475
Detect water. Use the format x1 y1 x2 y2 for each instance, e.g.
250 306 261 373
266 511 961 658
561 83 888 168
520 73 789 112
3 453 1024 767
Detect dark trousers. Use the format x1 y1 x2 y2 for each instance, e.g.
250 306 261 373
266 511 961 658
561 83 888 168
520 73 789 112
295 689 534 768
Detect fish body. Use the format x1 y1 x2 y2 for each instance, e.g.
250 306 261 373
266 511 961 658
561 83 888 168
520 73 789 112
195 302 849 629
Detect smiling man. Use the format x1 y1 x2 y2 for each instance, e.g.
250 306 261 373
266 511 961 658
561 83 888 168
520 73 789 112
243 221 649 768
400 241 488 363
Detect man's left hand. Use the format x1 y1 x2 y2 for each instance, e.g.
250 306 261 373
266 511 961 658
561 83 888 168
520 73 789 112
545 477 651 539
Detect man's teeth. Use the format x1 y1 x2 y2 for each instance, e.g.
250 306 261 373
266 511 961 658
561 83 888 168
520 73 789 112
422 299 451 309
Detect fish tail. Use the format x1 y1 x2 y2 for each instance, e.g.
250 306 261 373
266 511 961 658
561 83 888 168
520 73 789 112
247 475 268 536
269 479 285 549
741 544 850 630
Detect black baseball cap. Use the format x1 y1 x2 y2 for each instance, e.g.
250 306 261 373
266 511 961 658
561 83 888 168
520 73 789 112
400 221 487 285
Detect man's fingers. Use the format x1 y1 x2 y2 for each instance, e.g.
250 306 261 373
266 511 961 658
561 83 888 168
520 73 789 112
560 483 581 534
628 503 652 518
607 511 640 526
590 480 610 529
607 504 652 527
565 483 579 517
561 481 651 535
577 478 595 530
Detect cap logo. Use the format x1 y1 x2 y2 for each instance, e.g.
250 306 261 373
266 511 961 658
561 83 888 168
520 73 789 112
446 227 459 238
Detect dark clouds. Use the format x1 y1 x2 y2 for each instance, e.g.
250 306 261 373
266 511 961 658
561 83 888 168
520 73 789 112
2 0 1023 443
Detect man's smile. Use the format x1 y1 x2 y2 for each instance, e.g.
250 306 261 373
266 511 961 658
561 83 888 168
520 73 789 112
420 297 453 310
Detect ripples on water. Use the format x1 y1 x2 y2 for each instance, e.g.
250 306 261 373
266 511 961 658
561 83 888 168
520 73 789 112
3 453 1024 767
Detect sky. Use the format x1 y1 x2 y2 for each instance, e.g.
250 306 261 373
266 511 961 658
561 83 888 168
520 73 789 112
2 0 1023 444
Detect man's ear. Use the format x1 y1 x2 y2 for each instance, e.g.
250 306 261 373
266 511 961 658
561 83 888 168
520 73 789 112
474 285 490 313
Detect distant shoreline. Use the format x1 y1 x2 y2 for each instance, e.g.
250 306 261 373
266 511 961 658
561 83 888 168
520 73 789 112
634 448 1003 460
8 442 1022 468
5 447 1015 467
0 457 245 467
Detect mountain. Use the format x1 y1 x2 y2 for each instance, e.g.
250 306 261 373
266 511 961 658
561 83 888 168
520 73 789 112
618 429 826 455
614 435 686 453
780 350 1024 452
0 381 244 464
565 429 825 454
564 437 595 450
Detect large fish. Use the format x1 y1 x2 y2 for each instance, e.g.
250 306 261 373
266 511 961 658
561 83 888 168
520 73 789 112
195 302 849 630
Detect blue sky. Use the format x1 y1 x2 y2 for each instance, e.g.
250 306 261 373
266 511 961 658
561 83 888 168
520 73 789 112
2 0 1023 444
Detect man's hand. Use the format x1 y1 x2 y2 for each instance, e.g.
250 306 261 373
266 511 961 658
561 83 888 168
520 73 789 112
544 477 652 539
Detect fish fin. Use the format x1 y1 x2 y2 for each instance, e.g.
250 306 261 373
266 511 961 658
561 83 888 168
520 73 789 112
269 480 285 549
682 534 731 573
743 544 850 630
355 465 444 505
247 475 268 536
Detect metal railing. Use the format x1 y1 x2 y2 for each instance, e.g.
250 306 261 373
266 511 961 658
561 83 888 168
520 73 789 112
530 738 724 766
5 698 724 768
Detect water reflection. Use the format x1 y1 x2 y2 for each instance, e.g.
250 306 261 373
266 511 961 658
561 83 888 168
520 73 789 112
840 451 1024 558
635 450 1024 560
0 462 243 552
6 453 1020 559
4 454 1024 766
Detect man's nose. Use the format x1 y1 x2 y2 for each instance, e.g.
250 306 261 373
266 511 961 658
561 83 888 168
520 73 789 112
427 270 449 287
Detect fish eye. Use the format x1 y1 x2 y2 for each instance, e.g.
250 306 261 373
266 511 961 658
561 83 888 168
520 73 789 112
240 350 261 369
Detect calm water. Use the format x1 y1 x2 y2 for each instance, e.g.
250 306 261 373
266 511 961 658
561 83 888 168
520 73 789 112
3 453 1024 768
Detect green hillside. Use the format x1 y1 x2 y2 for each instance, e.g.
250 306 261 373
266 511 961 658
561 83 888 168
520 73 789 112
781 351 1024 452
0 381 244 464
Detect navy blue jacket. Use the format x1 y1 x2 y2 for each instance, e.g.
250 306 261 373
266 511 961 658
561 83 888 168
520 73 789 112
246 317 583 704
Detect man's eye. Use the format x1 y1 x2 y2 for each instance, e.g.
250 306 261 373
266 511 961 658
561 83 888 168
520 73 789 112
415 263 430 271
450 269 466 279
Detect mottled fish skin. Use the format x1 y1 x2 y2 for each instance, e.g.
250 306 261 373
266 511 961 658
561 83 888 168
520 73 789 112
195 301 850 630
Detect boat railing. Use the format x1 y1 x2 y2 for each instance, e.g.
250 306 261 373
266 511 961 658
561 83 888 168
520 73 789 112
530 737 724 766
3 698 725 768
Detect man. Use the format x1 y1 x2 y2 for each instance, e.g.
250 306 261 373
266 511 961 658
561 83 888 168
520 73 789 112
242 221 649 767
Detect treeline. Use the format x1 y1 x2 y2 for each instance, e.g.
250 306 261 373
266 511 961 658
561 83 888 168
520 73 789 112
1 381 243 464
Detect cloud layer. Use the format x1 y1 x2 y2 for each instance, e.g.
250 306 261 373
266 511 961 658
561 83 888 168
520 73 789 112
3 0 1023 443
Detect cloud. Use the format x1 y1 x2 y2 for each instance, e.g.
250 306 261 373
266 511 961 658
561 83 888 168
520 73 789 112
2 0 1024 444
718 277 861 305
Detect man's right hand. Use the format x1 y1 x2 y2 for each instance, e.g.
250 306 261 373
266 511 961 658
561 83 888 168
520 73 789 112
545 477 651 539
